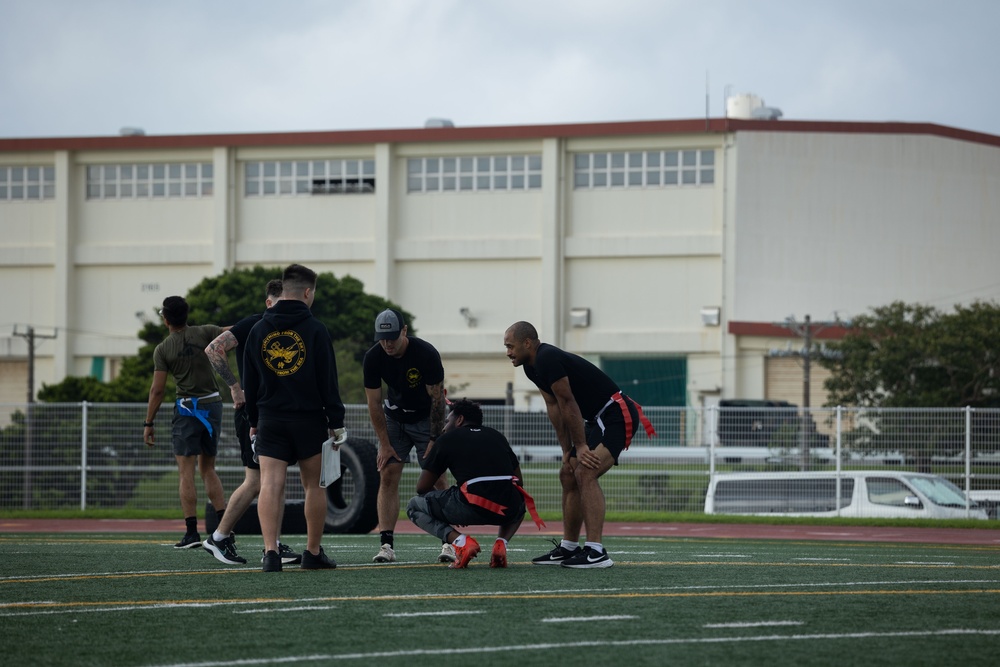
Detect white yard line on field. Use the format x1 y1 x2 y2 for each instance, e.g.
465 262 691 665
144 629 1000 667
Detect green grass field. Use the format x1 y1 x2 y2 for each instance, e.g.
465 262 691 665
3 531 999 666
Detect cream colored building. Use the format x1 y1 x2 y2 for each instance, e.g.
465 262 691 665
2 116 999 409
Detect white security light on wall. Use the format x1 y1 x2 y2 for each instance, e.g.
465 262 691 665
570 307 591 328
700 307 721 327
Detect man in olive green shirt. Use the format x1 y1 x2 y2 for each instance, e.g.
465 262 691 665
143 295 229 548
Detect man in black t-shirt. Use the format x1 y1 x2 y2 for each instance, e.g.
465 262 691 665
406 399 543 569
503 321 655 569
363 308 450 564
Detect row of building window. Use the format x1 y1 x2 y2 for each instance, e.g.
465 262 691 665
0 166 55 200
406 155 543 193
573 150 716 188
245 159 376 196
85 163 214 199
6 150 717 203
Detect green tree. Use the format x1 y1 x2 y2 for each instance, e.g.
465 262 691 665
819 300 1000 471
39 266 410 405
820 300 1000 408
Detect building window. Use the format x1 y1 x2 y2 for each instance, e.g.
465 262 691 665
573 149 715 189
406 155 542 193
85 163 213 199
0 166 55 201
244 159 375 196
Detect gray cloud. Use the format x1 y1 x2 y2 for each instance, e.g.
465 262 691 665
1 0 997 138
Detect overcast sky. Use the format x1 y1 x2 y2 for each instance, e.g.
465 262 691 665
2 0 997 139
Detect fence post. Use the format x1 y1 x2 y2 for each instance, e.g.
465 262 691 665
835 406 842 517
707 404 717 479
965 405 972 517
80 401 88 511
23 402 33 509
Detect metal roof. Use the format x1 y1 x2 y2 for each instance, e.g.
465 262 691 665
3 117 999 152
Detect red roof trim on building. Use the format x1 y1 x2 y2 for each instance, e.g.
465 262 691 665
728 321 850 340
2 118 999 152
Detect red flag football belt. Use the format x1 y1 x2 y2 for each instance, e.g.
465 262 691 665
459 475 546 529
611 391 656 449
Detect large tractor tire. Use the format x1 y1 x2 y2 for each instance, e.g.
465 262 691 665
323 437 380 534
205 437 380 536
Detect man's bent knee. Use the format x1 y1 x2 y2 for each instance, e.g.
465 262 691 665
559 464 578 490
380 463 403 488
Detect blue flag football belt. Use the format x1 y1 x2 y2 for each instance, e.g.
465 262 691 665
175 392 220 435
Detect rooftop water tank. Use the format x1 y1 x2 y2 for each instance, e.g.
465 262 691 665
726 94 782 120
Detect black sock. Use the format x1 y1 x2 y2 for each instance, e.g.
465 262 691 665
216 508 225 523
184 516 197 533
380 530 394 548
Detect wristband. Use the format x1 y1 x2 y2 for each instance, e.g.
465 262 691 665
143 421 155 428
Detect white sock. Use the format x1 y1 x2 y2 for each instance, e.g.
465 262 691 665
453 534 467 547
585 541 604 554
495 538 508 547
560 539 580 550
212 531 226 542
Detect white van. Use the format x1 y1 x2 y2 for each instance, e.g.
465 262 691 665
968 490 1000 520
704 470 988 520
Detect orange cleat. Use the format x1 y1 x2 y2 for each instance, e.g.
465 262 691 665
449 536 481 569
490 539 507 568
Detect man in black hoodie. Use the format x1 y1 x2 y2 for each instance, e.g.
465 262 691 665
243 264 346 572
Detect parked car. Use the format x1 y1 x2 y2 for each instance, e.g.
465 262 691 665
704 470 988 520
968 490 1000 520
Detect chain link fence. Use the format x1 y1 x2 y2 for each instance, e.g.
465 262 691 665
1 403 998 518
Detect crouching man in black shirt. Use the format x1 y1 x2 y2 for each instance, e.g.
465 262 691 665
406 398 544 569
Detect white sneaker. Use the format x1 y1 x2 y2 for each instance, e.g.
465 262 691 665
438 543 457 563
373 543 396 563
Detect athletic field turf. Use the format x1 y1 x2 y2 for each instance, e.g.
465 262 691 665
2 531 998 666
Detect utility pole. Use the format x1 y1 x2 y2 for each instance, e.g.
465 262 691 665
13 325 58 509
771 315 837 470
13 325 57 403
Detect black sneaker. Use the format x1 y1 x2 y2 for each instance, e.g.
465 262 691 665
174 532 202 549
203 535 246 565
300 547 337 570
531 541 582 565
561 546 614 569
262 550 282 572
278 542 302 565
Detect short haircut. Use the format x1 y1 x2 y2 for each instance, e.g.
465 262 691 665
281 264 317 296
507 321 538 343
161 296 189 327
448 398 483 427
265 279 283 299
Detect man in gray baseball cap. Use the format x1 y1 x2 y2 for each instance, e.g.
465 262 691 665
374 308 404 341
363 308 452 564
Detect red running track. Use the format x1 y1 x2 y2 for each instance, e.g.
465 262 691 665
2 518 999 546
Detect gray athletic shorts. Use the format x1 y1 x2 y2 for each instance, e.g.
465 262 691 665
385 417 433 469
